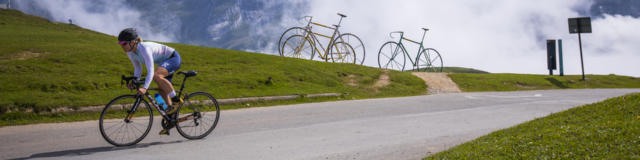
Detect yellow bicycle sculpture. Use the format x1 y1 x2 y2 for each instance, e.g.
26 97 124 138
278 13 365 64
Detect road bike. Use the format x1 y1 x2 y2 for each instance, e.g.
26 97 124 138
278 13 365 64
378 28 443 72
99 70 220 146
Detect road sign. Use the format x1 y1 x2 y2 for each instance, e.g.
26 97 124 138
569 17 591 34
568 17 591 80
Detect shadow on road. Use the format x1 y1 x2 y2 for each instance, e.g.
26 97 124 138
10 140 184 160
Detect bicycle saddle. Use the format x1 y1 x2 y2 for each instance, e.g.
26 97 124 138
179 70 197 77
422 28 429 31
337 13 347 18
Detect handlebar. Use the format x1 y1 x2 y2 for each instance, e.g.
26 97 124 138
389 31 404 38
121 75 144 90
302 16 313 23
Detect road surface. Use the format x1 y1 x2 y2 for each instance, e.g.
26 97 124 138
1 89 638 160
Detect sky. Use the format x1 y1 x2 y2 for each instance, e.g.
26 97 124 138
11 0 176 42
305 0 640 77
9 0 640 77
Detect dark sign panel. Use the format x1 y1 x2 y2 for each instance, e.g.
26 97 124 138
547 40 557 70
569 17 592 34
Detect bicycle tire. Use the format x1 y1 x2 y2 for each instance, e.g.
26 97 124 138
99 95 153 146
329 41 356 63
278 27 307 56
417 48 443 72
282 34 315 60
335 33 365 65
176 92 220 140
378 41 406 71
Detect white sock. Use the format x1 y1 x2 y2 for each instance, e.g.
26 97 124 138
169 91 176 98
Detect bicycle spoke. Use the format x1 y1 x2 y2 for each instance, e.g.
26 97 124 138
352 44 363 50
130 123 145 135
108 123 126 139
103 121 122 131
430 56 440 64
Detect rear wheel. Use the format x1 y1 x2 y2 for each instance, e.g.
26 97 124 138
176 92 220 139
99 95 152 146
377 41 406 71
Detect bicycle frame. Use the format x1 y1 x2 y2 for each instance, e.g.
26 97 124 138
389 29 430 67
124 74 194 123
297 15 348 61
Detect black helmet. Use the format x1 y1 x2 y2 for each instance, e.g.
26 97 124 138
118 28 138 41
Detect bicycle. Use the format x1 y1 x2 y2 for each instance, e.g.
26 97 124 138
99 70 220 146
377 28 443 72
279 13 365 64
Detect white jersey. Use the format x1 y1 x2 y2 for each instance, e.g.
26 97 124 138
126 42 176 89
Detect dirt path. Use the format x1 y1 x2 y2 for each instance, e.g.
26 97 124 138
411 72 462 94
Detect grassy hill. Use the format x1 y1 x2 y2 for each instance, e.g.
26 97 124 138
0 9 426 113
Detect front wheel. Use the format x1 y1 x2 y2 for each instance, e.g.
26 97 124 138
378 41 406 71
99 95 153 146
176 92 220 139
417 48 443 72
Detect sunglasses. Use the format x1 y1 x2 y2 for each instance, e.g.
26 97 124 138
118 41 128 46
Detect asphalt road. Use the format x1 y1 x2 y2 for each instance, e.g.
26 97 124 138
2 89 639 160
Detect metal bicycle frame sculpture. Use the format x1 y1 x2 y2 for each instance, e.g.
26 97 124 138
279 13 365 64
378 28 443 72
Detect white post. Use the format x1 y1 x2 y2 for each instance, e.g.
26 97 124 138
7 0 10 9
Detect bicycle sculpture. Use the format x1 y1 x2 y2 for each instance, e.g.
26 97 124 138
378 28 443 72
99 71 220 146
278 13 365 64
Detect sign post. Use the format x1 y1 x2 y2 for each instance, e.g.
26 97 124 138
558 39 564 76
568 17 591 80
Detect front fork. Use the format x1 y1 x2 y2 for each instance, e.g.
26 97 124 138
124 94 149 123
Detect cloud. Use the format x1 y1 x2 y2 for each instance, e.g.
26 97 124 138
10 0 640 77
303 0 640 77
13 0 176 42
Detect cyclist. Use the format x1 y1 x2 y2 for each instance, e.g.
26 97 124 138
118 28 182 135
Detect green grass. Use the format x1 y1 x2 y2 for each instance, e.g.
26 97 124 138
0 9 426 116
450 73 640 92
425 93 640 159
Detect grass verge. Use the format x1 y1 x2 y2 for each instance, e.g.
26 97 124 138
0 95 369 126
425 93 640 159
450 73 640 92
